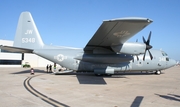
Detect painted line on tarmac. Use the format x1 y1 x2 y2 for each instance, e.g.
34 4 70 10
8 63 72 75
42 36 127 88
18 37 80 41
24 74 69 107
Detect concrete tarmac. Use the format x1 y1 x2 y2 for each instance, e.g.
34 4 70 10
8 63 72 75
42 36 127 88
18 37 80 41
0 67 180 107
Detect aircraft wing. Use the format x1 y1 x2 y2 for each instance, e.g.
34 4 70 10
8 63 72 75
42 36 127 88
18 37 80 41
84 17 153 52
0 45 33 53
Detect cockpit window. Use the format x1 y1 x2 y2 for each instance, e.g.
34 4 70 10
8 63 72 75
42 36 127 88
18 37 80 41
162 51 168 56
162 53 165 56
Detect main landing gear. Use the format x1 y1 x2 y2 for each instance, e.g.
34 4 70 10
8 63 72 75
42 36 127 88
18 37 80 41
95 74 112 76
155 70 161 75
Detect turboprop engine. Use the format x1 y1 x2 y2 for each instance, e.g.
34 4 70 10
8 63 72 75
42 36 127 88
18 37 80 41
112 31 153 60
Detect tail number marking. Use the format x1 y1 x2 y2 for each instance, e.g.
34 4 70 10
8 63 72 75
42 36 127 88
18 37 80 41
22 38 35 43
25 30 33 34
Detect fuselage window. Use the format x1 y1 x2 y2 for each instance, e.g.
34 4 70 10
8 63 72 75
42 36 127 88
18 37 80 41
166 58 169 61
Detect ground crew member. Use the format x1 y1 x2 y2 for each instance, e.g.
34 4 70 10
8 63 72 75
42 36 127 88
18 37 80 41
46 64 49 73
31 68 34 75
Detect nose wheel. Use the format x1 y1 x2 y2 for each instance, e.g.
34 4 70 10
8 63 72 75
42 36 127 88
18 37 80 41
155 70 161 75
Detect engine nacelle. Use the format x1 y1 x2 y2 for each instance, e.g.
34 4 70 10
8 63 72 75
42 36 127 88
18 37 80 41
111 42 146 55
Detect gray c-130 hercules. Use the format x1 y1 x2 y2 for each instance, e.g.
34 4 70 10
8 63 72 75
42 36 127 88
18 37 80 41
0 12 176 75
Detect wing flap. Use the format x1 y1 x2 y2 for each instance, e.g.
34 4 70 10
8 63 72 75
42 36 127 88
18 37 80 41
0 45 33 53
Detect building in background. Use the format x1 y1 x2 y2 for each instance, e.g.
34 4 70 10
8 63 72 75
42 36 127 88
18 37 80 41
0 40 55 67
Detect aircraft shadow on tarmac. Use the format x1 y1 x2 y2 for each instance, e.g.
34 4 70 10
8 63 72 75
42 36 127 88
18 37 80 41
52 71 163 85
11 69 47 74
73 71 162 85
155 93 180 102
61 72 129 85
76 74 107 85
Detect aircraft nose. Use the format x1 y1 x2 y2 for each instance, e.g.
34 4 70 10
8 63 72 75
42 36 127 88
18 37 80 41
169 59 176 67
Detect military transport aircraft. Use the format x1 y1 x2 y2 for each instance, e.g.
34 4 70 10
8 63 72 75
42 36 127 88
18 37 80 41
0 12 176 75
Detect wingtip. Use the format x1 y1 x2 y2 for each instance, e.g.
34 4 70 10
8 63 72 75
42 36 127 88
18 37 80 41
104 17 153 22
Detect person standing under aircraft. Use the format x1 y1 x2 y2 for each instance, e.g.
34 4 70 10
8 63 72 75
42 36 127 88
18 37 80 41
54 63 56 72
46 64 49 73
49 64 52 73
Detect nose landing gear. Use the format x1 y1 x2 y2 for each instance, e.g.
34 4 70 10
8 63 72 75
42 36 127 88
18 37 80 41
155 70 161 75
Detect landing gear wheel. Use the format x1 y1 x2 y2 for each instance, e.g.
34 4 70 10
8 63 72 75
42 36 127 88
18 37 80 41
95 74 102 76
155 70 161 75
105 74 112 76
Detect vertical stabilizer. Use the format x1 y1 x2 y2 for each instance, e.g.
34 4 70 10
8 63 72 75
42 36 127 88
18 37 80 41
13 12 44 49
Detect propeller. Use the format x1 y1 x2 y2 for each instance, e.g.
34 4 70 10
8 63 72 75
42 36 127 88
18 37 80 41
142 31 153 60
133 55 139 62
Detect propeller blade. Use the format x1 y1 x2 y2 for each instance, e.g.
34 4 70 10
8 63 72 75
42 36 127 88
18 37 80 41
148 50 153 60
132 58 134 62
147 31 151 45
143 36 146 43
133 55 139 62
136 55 139 61
143 50 146 61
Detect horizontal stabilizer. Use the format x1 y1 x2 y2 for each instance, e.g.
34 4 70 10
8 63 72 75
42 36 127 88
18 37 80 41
0 45 33 53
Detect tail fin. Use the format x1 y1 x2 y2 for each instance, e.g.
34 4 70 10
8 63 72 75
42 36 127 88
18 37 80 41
13 12 44 49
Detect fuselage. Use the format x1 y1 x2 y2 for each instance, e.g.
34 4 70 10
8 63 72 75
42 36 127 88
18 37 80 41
33 47 176 74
